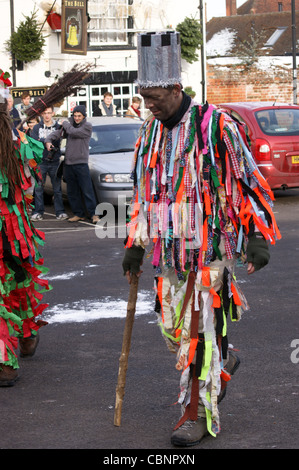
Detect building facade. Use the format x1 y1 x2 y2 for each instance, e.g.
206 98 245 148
1 0 204 116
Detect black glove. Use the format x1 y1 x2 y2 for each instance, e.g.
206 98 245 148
122 245 145 276
246 233 270 271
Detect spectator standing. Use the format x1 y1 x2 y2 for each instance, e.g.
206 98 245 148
97 92 117 116
25 116 40 137
31 106 68 221
45 105 99 224
125 96 142 118
15 91 31 121
7 94 21 135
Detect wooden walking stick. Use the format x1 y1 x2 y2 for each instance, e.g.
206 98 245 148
114 273 139 426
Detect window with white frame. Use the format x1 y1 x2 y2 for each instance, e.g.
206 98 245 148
88 0 129 45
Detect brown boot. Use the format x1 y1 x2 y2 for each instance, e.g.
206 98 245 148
19 332 39 358
0 365 19 387
171 417 208 447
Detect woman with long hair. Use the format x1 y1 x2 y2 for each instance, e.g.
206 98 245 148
0 70 50 386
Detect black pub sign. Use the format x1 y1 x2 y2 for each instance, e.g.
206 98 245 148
61 0 88 55
11 87 48 104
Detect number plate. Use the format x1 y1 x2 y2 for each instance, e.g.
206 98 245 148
292 156 299 164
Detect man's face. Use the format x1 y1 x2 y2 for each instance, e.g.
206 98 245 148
73 112 84 124
103 95 113 106
22 96 31 106
42 108 54 125
7 97 13 110
28 119 38 129
140 85 182 122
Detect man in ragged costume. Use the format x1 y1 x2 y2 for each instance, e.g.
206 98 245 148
122 32 281 446
0 70 51 387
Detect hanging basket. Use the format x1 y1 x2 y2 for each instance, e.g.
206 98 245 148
47 12 61 30
5 9 46 63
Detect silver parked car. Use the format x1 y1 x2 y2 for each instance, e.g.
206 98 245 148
44 116 143 206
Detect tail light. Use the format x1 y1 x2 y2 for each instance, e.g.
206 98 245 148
255 138 271 161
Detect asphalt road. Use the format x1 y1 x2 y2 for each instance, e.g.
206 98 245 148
1 189 299 452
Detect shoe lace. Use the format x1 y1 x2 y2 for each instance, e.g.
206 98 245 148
179 420 196 430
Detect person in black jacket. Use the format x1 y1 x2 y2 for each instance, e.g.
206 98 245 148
31 106 68 221
25 116 40 137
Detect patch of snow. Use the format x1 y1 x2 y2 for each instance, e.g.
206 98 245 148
206 28 237 57
207 56 294 71
44 264 99 281
45 271 82 281
43 290 155 323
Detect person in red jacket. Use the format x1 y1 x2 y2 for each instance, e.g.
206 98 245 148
126 96 142 118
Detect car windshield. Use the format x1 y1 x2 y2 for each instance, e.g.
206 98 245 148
255 108 299 136
89 123 140 154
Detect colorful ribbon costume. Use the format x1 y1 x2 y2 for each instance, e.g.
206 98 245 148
125 101 281 436
0 132 51 370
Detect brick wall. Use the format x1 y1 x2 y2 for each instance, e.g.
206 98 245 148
206 63 296 104
245 0 299 14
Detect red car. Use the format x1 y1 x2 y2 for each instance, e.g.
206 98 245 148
219 101 299 190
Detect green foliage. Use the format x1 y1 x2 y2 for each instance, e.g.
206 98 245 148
5 9 46 63
176 17 202 64
235 22 266 67
184 86 196 98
